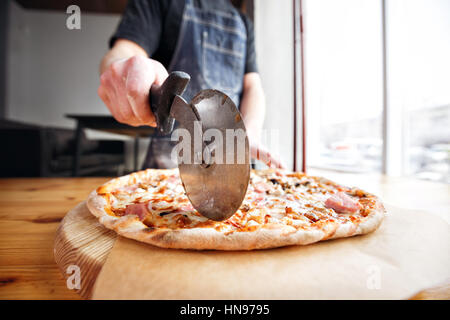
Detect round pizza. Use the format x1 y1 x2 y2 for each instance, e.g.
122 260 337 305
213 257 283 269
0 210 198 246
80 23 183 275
87 168 385 250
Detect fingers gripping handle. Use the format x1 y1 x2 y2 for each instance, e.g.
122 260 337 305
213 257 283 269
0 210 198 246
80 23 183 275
150 71 190 135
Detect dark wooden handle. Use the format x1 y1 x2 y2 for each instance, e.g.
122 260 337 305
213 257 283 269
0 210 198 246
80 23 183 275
149 71 190 135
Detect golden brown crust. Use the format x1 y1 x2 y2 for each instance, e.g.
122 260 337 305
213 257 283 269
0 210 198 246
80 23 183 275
86 168 385 250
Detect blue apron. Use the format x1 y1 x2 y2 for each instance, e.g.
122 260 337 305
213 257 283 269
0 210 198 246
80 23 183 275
143 0 247 169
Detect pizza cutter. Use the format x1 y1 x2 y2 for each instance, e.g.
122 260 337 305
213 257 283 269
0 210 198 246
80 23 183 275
149 71 250 221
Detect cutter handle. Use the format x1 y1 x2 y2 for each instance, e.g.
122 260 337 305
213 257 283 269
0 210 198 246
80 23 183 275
150 71 190 135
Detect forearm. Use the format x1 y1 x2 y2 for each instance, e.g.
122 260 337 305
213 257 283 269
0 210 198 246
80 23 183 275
99 39 148 75
240 73 266 144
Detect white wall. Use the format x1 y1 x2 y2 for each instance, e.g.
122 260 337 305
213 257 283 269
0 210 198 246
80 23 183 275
7 2 120 129
254 0 295 170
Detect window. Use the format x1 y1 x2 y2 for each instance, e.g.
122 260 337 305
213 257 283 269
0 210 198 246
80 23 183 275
304 0 383 173
387 0 450 183
303 0 450 183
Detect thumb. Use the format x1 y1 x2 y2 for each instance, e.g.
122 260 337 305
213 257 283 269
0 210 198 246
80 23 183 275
151 60 169 86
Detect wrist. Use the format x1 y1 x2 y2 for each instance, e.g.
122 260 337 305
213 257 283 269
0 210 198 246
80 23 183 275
246 128 261 146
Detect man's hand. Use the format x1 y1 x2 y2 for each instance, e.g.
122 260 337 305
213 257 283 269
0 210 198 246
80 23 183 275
250 143 286 169
247 129 286 169
98 40 168 127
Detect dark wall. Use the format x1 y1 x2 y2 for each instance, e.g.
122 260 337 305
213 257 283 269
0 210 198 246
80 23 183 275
0 0 8 119
14 0 127 14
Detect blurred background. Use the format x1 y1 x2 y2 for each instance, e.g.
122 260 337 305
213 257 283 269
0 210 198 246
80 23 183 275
0 0 448 183
305 0 450 184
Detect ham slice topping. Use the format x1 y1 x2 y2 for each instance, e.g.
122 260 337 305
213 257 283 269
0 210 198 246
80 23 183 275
124 203 149 221
254 182 270 193
177 203 194 212
325 192 361 214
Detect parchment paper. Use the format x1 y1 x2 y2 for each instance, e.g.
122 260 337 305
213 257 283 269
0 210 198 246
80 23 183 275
92 205 450 299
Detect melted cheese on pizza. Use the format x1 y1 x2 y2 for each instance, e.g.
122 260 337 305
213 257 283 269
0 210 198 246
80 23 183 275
98 169 377 234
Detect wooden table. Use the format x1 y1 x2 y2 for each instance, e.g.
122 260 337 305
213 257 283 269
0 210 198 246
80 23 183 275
0 171 448 299
0 177 109 299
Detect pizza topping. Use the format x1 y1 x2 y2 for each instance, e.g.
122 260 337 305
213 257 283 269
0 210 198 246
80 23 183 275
240 204 250 212
175 214 192 227
118 184 140 194
124 203 149 221
226 219 242 229
274 170 283 177
269 178 279 185
166 174 179 184
304 211 320 222
297 180 310 187
324 192 361 214
102 169 377 234
150 200 174 211
178 203 195 212
254 182 270 193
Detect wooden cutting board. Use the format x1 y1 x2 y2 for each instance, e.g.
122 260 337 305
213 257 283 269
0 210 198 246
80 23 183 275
54 202 116 299
54 202 449 300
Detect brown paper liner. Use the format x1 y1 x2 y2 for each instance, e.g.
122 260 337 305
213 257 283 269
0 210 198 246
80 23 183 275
92 205 450 299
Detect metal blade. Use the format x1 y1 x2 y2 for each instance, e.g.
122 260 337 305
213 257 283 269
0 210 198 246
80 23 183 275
171 90 250 221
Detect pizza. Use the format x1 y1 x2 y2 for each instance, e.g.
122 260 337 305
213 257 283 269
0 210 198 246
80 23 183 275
87 168 385 250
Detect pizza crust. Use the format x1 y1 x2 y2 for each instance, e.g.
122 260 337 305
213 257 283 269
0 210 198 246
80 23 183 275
86 169 385 250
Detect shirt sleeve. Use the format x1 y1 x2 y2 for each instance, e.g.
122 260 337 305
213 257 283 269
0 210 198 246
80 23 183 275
241 14 258 74
109 0 164 56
